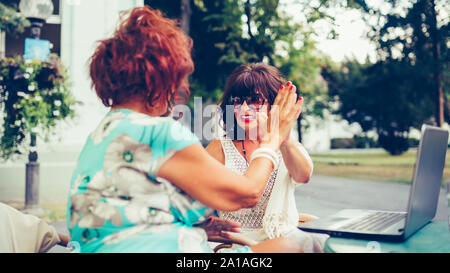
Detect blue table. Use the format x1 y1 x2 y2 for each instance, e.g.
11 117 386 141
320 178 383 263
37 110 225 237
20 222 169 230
324 221 450 253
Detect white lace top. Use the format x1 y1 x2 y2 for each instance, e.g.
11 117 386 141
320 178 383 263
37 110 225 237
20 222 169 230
217 138 281 230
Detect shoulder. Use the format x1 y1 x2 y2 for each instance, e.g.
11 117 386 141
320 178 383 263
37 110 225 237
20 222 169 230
126 112 176 129
205 139 225 164
120 113 200 156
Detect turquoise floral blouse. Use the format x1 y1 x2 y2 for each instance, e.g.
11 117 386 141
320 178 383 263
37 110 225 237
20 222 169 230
66 109 250 253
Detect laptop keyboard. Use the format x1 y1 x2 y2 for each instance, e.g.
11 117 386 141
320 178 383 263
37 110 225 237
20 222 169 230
339 212 406 233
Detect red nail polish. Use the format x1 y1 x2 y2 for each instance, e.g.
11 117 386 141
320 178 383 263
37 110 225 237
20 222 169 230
287 81 291 86
280 85 284 90
299 97 303 101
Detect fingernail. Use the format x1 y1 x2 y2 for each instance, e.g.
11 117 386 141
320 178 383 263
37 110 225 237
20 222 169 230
286 81 291 86
290 85 294 91
299 97 303 101
280 85 284 90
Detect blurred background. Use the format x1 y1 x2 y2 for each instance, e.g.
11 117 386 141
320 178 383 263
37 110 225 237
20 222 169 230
0 0 448 221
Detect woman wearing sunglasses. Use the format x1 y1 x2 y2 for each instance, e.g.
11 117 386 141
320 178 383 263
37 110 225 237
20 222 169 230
206 63 328 252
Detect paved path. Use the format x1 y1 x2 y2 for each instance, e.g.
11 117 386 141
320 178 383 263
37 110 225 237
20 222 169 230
47 175 449 252
295 175 448 220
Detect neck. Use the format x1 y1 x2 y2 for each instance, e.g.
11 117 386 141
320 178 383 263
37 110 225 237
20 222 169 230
243 135 260 144
111 100 168 117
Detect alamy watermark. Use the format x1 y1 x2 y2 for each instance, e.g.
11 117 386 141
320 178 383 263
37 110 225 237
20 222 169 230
170 97 279 142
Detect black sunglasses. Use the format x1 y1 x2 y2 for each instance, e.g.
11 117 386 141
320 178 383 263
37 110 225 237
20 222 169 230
229 94 267 110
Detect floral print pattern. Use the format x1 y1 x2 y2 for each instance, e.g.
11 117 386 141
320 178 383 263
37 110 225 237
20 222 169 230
90 111 126 144
104 134 153 174
178 227 208 253
66 109 243 253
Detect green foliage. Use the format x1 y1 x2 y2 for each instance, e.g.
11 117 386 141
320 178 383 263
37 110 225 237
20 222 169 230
0 1 30 36
274 28 329 129
377 132 410 155
190 0 246 93
361 0 449 123
322 0 449 155
187 0 299 97
322 58 435 155
0 54 76 160
146 0 334 128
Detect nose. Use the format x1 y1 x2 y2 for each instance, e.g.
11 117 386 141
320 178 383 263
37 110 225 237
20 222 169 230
241 101 250 110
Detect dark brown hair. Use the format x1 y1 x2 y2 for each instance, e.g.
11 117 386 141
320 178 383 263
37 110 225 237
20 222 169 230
89 6 194 111
218 63 285 139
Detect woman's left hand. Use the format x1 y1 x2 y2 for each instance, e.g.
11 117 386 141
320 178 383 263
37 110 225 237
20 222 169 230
201 216 241 242
281 82 302 146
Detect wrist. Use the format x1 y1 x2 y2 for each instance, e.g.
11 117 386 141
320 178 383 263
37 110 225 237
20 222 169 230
259 141 279 152
280 138 291 149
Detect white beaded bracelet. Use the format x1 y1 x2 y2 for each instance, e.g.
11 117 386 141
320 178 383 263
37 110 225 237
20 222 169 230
251 153 278 170
250 147 279 170
254 147 278 160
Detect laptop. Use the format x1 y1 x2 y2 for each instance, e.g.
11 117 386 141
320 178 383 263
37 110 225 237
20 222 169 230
299 125 449 241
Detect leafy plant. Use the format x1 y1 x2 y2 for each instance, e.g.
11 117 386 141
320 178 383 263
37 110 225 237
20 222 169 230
0 2 30 36
0 54 76 160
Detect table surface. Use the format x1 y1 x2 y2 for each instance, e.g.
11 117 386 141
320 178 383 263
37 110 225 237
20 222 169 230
324 221 450 253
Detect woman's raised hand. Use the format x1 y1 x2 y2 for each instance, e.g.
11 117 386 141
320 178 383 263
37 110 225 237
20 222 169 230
260 81 303 151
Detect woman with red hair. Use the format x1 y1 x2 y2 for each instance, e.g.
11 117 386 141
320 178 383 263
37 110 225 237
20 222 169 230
67 6 302 253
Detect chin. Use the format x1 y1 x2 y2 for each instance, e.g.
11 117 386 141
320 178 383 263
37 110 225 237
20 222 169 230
237 120 259 139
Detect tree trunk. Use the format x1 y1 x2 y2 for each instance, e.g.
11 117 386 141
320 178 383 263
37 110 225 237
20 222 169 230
180 0 191 35
297 114 302 143
436 42 444 127
245 0 254 40
429 0 444 127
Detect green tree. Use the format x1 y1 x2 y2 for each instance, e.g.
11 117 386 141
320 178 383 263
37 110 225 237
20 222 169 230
146 0 245 104
322 59 434 155
146 1 329 135
0 0 29 36
367 0 449 127
322 0 449 155
145 0 366 142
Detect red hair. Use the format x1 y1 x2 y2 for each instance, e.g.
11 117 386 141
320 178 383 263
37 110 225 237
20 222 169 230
89 6 194 110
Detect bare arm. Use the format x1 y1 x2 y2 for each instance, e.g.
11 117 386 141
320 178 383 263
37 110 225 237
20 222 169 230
157 143 274 211
205 140 225 164
206 137 312 184
277 83 311 183
280 139 312 183
157 82 302 211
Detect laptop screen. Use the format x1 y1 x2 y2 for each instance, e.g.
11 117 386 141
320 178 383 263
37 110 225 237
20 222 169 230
404 125 448 238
